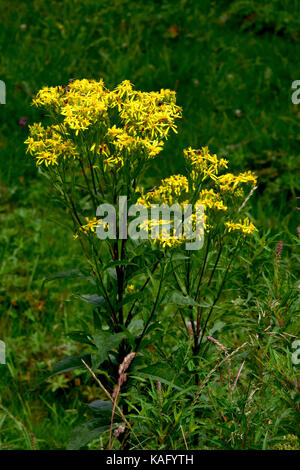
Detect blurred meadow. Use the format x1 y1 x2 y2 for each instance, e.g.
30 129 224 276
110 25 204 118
0 0 299 450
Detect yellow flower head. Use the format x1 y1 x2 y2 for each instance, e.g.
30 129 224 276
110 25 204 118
137 174 189 207
126 284 136 294
184 146 228 182
218 171 257 192
197 189 227 212
25 123 78 166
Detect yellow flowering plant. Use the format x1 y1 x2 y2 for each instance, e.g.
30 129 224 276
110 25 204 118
25 78 258 447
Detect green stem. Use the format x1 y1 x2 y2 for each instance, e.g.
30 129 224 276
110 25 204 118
125 260 159 328
135 261 166 351
198 238 241 352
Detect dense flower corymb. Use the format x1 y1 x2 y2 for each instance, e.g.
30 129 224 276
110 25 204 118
25 123 78 166
136 147 258 246
26 79 182 171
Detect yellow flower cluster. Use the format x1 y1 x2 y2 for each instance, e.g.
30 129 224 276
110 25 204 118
153 229 186 249
32 86 64 109
139 216 191 249
137 175 206 248
138 175 228 216
80 217 101 234
74 217 108 238
196 189 227 212
136 147 258 245
118 87 181 140
137 174 189 206
33 79 108 133
218 171 257 192
27 79 258 244
184 146 228 182
25 123 78 166
225 217 258 235
184 147 257 195
27 79 181 170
